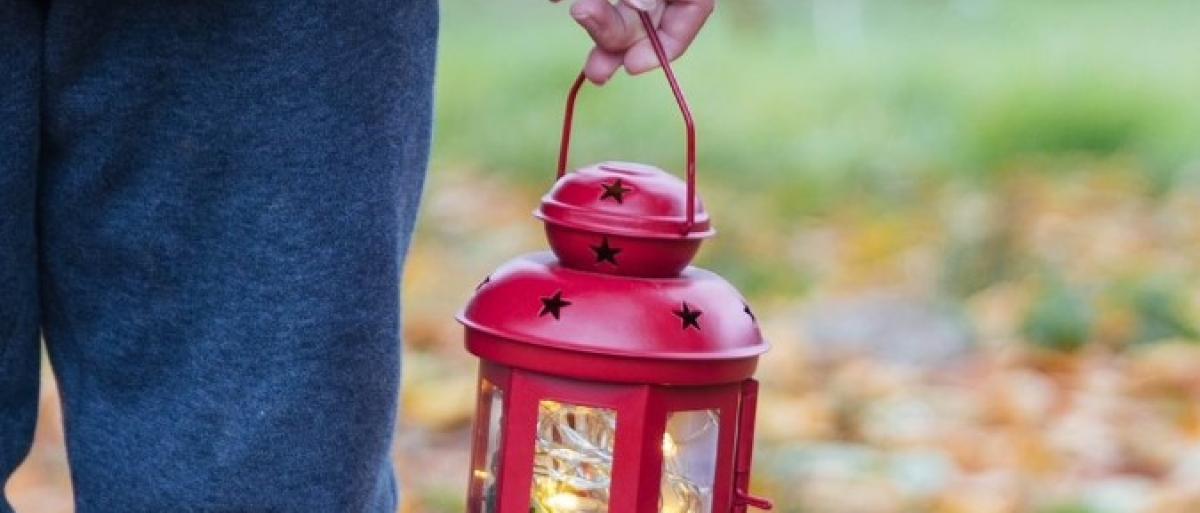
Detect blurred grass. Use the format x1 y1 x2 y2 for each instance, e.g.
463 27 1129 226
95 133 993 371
432 0 1200 306
435 0 1200 209
401 4 1200 513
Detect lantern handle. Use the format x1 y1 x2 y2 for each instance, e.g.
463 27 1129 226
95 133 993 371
557 10 698 234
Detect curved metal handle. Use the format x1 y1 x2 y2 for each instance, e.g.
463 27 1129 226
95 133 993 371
557 10 698 234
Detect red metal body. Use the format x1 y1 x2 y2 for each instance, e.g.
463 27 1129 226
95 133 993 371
458 11 771 513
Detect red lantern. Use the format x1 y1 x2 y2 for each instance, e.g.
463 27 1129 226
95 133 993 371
458 12 772 513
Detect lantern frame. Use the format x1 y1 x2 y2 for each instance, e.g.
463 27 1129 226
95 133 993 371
467 360 763 513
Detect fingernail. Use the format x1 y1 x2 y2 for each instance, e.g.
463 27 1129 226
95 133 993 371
572 12 598 31
626 0 656 10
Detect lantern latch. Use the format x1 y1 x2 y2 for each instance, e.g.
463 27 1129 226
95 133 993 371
732 379 773 512
734 489 774 511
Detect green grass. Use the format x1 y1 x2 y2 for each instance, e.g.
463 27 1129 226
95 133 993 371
428 0 1200 308
434 0 1200 211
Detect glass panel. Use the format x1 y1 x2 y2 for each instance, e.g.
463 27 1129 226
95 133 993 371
660 410 720 513
472 381 504 513
530 401 617 513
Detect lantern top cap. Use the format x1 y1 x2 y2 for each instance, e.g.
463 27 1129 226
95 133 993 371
459 252 767 378
536 161 714 241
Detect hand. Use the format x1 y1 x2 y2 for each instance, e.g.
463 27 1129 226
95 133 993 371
551 0 715 85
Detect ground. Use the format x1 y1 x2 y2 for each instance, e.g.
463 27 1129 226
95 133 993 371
10 1 1200 512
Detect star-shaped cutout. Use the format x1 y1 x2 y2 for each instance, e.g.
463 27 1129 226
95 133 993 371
743 302 756 321
539 291 572 320
599 179 632 204
673 302 703 330
590 237 623 266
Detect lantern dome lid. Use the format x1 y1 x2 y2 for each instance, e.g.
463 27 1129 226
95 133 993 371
536 161 714 241
458 252 767 366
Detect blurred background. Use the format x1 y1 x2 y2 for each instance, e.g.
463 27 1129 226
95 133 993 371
10 1 1200 512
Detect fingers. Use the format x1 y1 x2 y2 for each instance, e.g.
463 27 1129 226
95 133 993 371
624 0 714 75
561 0 713 84
583 47 625 85
571 0 661 84
569 0 642 53
621 0 658 10
622 31 683 75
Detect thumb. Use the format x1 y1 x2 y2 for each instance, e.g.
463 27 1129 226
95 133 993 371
622 0 658 11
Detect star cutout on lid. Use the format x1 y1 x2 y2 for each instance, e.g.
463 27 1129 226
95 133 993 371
743 302 757 322
539 290 572 320
673 302 703 330
590 237 623 266
599 179 632 204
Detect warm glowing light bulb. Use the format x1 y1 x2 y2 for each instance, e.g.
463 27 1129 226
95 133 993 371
473 469 490 481
662 433 678 457
545 492 581 511
660 500 687 513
